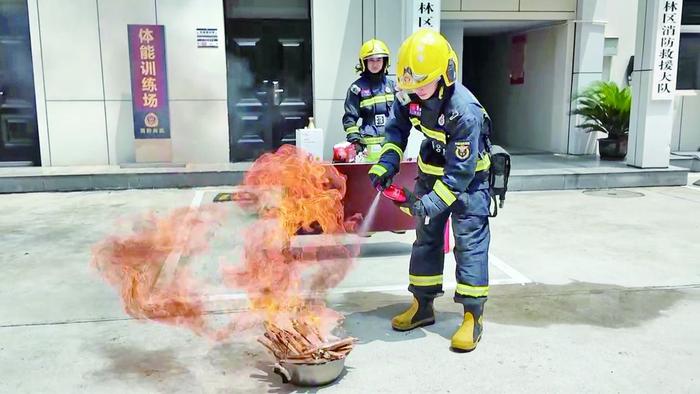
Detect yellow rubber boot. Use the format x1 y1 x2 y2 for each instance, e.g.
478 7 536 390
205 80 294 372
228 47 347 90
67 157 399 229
391 297 435 331
450 312 483 352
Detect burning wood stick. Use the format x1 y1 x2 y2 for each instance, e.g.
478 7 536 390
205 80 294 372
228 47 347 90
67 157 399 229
259 319 357 363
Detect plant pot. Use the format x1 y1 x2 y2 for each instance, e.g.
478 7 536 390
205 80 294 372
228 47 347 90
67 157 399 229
598 136 628 160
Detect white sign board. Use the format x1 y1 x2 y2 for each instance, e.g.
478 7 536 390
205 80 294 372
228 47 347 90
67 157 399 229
412 0 440 32
196 28 219 48
652 0 683 100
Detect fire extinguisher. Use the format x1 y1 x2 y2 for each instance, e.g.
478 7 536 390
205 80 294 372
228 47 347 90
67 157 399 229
381 184 407 203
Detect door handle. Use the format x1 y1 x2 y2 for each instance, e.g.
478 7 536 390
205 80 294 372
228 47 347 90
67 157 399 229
272 81 283 106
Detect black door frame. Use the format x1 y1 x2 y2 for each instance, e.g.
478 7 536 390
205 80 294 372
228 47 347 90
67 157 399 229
0 0 41 166
222 0 313 162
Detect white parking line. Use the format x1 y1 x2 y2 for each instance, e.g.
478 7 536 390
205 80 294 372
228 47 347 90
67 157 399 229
489 253 531 285
157 190 205 285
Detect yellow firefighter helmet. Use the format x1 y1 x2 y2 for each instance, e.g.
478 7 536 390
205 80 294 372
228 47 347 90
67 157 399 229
396 28 458 90
358 39 390 72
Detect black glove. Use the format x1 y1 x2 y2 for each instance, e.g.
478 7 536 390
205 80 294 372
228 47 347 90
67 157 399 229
352 141 365 154
396 188 427 217
369 172 393 191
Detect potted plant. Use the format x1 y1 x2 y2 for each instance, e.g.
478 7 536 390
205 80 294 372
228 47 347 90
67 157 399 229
572 81 632 160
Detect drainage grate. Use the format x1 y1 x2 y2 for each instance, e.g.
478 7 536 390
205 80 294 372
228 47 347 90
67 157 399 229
582 189 645 198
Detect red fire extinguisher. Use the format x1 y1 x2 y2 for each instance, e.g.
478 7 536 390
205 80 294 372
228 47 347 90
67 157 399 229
381 184 407 203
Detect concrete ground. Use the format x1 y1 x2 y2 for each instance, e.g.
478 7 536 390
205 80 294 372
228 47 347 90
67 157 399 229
1 175 699 393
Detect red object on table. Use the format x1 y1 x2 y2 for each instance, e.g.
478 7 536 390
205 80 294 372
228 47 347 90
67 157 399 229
332 142 357 163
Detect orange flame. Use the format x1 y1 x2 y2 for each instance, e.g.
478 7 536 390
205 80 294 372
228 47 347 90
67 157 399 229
92 145 356 341
91 206 224 337
222 145 356 336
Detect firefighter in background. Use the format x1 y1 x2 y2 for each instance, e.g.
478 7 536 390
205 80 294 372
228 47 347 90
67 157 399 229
343 39 396 162
368 29 493 352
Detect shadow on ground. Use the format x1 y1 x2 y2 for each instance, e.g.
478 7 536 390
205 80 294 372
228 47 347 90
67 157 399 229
487 281 689 328
336 281 691 344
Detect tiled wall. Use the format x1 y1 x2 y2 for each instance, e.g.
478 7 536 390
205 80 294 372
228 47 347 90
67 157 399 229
29 0 228 166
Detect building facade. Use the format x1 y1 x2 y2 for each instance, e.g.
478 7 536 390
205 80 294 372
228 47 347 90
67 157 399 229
0 0 697 168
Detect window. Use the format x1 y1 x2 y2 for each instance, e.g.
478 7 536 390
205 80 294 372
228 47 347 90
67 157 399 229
678 0 700 89
677 33 700 89
682 0 700 25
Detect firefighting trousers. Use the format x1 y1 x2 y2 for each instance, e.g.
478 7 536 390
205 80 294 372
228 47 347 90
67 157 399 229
408 176 490 310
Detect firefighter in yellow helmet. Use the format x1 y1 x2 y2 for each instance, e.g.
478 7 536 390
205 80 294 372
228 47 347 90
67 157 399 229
342 39 397 162
368 29 494 352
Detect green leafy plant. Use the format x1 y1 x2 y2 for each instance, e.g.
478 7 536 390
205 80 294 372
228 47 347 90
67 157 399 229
572 81 632 140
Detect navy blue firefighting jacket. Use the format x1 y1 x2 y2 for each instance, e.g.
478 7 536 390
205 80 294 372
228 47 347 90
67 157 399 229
343 73 397 146
369 83 492 216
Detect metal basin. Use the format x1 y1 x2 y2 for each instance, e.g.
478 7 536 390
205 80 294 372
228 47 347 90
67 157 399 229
273 358 345 387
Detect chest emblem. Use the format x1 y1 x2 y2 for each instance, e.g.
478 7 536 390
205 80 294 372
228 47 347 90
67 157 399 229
409 103 421 117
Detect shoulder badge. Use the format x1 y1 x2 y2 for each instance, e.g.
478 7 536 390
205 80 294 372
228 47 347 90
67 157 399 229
455 141 471 160
409 103 422 117
350 84 361 95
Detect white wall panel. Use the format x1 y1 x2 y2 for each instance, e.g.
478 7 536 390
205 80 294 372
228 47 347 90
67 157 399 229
46 101 108 165
38 0 104 100
105 100 135 164
157 0 227 100
170 100 229 163
97 0 156 100
312 0 362 101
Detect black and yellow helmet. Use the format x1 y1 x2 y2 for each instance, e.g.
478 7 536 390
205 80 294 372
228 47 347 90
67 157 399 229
357 39 390 73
